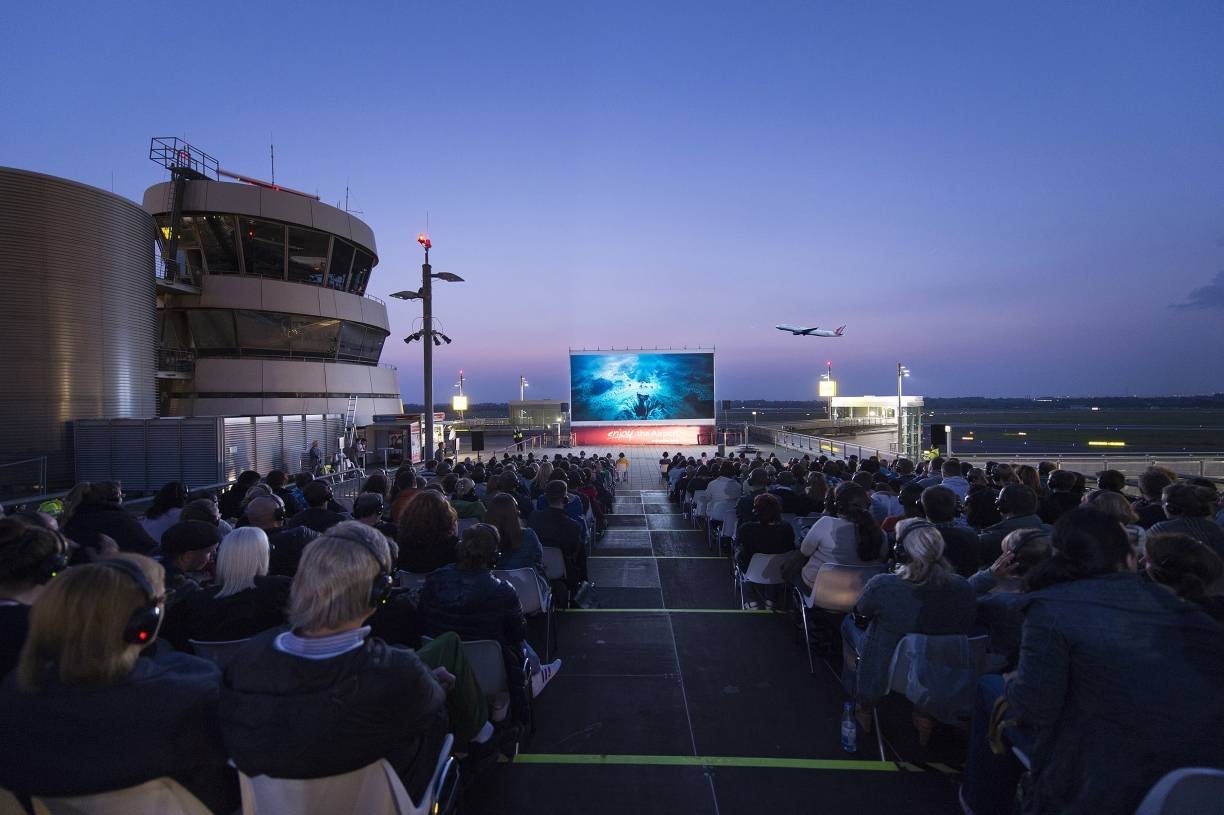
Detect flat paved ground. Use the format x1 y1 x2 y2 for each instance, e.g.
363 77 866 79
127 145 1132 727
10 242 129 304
471 448 965 814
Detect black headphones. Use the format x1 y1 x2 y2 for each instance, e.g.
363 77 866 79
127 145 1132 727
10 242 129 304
894 521 938 564
994 489 1011 515
327 528 395 607
270 496 287 522
39 531 70 583
98 559 163 645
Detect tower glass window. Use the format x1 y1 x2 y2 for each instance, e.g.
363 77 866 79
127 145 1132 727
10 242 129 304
349 250 374 295
234 309 290 354
327 238 355 291
240 219 286 279
195 214 241 274
287 227 330 286
188 310 238 355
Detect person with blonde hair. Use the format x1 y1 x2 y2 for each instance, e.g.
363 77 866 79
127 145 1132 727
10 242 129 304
169 527 289 647
0 554 236 812
1083 488 1147 553
220 522 495 801
841 518 976 734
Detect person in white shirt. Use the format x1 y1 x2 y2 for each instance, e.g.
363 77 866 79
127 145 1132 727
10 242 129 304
796 482 887 590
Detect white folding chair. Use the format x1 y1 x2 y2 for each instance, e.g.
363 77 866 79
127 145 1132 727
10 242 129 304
236 736 455 815
541 547 567 582
706 499 738 551
396 571 430 591
794 563 885 674
494 567 556 661
188 637 251 668
1134 767 1224 815
733 552 789 608
32 778 212 815
456 517 479 535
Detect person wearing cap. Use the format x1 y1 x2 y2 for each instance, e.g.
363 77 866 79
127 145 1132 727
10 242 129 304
160 520 222 599
450 477 486 520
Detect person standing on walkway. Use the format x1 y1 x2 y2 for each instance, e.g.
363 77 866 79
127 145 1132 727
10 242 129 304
615 453 630 483
307 441 322 475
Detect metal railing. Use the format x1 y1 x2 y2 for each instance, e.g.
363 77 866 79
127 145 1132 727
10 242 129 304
364 293 386 306
750 426 1224 482
0 457 49 502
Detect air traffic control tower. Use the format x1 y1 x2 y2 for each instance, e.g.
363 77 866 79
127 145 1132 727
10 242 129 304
144 139 402 424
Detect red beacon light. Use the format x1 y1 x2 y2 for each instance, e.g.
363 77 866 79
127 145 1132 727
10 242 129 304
417 232 432 250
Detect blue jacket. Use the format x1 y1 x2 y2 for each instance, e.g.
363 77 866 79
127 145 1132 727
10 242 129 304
419 566 526 649
1005 573 1224 815
498 528 544 572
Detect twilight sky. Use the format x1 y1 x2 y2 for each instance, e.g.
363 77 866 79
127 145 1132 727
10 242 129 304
3 1 1223 401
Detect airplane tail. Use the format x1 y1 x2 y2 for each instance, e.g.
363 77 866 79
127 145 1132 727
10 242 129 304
835 325 846 336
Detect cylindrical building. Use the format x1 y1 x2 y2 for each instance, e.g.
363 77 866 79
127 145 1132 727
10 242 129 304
0 167 158 489
143 179 402 425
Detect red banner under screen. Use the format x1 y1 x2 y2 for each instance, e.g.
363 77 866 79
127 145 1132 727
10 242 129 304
570 425 704 446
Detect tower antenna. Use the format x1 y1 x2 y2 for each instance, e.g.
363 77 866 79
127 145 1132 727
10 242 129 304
269 133 275 185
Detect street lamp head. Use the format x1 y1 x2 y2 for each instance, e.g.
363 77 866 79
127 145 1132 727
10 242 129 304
390 289 423 301
431 272 465 283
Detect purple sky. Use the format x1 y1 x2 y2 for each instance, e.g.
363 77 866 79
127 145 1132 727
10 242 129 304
3 2 1223 401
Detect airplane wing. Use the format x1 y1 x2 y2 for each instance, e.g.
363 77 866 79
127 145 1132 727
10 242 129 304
775 324 815 335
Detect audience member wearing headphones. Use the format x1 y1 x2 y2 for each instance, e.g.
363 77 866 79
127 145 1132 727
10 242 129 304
352 492 399 539
220 521 493 803
0 554 238 814
168 527 291 649
735 493 795 609
977 485 1050 564
961 509 1224 815
795 482 887 592
139 480 190 545
919 486 981 578
419 524 562 704
967 528 1054 671
287 480 351 534
840 518 976 735
244 496 317 577
1143 532 1224 620
0 518 69 677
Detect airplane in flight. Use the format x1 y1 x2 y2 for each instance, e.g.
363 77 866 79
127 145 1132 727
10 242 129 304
775 324 846 337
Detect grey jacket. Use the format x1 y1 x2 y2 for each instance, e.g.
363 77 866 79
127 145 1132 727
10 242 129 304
1005 573 1224 815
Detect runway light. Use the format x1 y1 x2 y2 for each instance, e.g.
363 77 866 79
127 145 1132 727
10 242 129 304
961 436 975 441
1088 441 1126 447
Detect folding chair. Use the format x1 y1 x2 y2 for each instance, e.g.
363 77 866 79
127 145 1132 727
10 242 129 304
32 778 212 815
793 563 884 674
456 638 534 738
706 498 738 552
494 567 556 661
1134 767 1224 815
236 736 456 815
188 637 251 668
733 552 790 608
868 633 990 761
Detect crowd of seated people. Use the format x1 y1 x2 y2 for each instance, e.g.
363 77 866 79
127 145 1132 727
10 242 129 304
0 448 621 812
657 447 1224 814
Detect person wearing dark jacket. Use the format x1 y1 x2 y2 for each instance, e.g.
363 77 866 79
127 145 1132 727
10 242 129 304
529 480 587 594
62 481 158 555
977 485 1050 564
264 470 303 516
397 490 460 574
220 522 495 802
288 480 350 533
1131 466 1175 529
735 468 772 530
243 495 317 577
419 523 561 700
0 519 67 679
217 471 261 522
1148 482 1224 560
0 555 237 814
1037 469 1081 524
961 509 1224 815
735 493 795 608
171 527 289 648
920 486 980 577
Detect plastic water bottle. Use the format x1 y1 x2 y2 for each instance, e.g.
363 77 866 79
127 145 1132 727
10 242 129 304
841 702 857 753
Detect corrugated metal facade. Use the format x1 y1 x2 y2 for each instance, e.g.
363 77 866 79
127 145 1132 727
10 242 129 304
0 167 157 488
73 414 343 490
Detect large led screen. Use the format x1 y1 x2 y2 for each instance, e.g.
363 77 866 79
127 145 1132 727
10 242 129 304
569 351 715 425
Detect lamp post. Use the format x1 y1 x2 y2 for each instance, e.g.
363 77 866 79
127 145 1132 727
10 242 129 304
390 233 463 462
519 375 529 401
897 363 911 458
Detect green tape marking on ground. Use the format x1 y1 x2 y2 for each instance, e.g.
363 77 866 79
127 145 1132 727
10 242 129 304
513 753 896 772
567 607 771 614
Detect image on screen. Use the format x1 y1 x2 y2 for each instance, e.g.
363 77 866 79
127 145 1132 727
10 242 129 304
570 352 715 423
